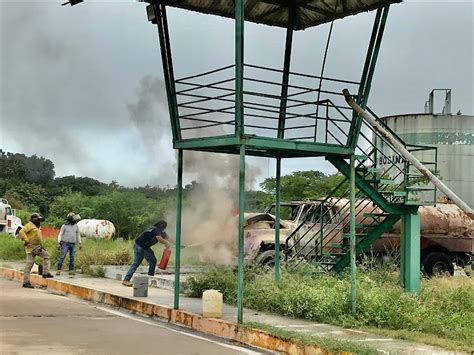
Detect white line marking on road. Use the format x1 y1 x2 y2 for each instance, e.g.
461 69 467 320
95 306 264 355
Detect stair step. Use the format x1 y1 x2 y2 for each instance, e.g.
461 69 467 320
404 200 428 205
342 233 367 239
354 154 369 161
316 261 337 266
323 252 347 257
355 223 377 228
363 213 388 217
379 190 407 197
328 243 348 249
366 178 398 185
405 186 436 191
356 166 380 174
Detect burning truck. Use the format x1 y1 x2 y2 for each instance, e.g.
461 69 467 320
243 200 473 276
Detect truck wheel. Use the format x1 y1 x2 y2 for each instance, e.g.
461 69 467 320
422 252 454 276
255 249 282 268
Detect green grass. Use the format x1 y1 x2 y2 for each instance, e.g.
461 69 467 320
0 232 205 276
244 322 378 355
0 232 38 260
0 232 133 275
186 266 474 352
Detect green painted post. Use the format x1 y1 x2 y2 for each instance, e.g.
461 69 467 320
174 149 183 309
235 0 245 325
274 157 281 281
350 2 390 149
237 143 246 323
235 0 244 136
277 7 294 139
360 3 391 108
350 154 357 314
154 4 180 142
400 211 420 294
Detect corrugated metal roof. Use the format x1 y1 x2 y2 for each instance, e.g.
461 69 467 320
149 0 401 30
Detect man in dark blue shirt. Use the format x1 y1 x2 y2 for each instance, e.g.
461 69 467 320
122 220 173 286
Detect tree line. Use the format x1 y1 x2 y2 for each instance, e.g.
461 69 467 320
0 150 345 238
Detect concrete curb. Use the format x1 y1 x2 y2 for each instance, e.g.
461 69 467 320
0 268 347 355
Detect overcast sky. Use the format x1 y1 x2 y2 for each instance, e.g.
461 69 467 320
1 0 472 188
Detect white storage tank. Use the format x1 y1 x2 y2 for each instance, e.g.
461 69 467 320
77 219 116 239
378 90 474 208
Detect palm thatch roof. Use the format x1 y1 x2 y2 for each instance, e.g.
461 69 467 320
149 0 401 30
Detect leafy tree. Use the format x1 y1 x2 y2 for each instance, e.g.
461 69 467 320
46 192 96 227
260 170 347 202
48 176 108 196
0 150 54 185
245 190 271 211
260 170 347 203
5 182 49 213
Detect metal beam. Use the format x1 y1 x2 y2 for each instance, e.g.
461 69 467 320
349 154 356 314
237 143 246 323
161 5 181 140
349 1 390 148
154 4 180 141
173 149 183 309
175 135 353 156
346 4 382 148
278 2 294 139
235 0 245 137
274 157 282 281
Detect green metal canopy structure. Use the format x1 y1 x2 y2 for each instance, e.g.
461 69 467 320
66 0 438 324
141 0 438 323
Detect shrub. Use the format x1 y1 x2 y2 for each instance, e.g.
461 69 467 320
186 267 474 349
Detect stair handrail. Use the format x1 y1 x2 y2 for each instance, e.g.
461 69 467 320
343 89 474 219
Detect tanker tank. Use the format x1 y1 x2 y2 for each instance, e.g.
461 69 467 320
77 219 116 239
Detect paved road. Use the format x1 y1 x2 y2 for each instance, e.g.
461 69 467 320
0 279 266 355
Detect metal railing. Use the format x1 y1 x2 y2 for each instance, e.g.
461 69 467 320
174 64 360 142
283 104 438 268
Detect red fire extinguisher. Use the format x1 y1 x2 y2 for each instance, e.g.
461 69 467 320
159 248 171 270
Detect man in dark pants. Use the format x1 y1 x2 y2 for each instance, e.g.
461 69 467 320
122 220 173 286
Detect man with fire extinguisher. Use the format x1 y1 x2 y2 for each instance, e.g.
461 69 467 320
122 220 174 287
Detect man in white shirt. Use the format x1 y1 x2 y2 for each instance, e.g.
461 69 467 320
56 213 82 276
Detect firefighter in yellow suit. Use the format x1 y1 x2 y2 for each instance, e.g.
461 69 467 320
18 213 54 288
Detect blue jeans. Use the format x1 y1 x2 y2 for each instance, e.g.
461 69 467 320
57 242 76 271
124 243 157 281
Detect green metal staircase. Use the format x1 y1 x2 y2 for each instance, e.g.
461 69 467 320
284 106 437 272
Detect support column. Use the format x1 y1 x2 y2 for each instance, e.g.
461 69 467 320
154 4 181 141
274 157 281 281
237 143 246 323
174 149 183 309
277 6 294 139
400 211 420 294
235 0 245 325
349 154 357 314
349 1 390 148
235 0 244 136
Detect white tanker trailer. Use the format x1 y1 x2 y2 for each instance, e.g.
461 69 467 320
77 219 116 239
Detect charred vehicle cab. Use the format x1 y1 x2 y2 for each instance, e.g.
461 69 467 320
244 200 473 276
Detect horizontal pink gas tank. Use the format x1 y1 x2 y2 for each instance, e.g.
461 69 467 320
77 219 116 239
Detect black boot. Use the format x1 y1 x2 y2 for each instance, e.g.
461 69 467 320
42 273 54 279
23 282 34 288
